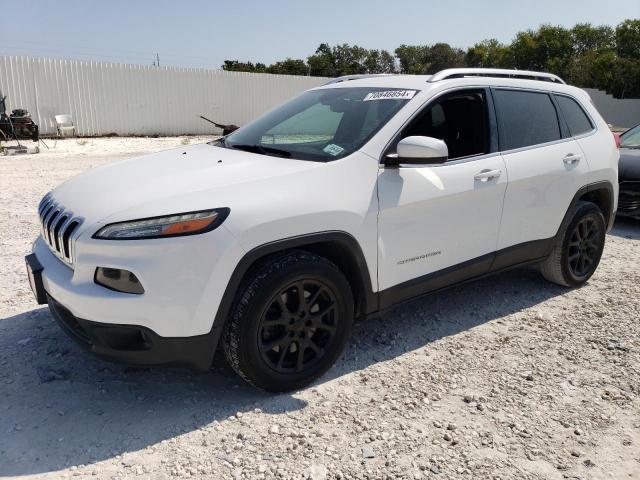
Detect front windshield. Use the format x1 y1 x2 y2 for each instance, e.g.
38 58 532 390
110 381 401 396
220 87 417 161
621 125 640 148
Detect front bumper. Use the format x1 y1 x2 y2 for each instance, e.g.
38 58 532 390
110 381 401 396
31 221 244 337
47 294 220 370
28 222 245 368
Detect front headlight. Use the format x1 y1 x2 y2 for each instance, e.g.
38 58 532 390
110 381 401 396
93 208 230 240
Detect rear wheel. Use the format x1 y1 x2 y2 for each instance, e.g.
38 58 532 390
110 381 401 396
540 201 606 287
222 251 354 392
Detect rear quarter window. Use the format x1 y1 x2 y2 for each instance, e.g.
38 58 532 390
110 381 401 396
494 89 561 151
555 95 594 136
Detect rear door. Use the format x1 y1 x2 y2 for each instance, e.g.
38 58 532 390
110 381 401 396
494 88 590 255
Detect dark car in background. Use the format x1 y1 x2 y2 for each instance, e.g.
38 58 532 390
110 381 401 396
618 124 640 218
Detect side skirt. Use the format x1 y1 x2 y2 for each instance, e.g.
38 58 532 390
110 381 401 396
377 237 554 312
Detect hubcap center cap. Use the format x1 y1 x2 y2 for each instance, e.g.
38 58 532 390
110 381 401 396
290 315 308 331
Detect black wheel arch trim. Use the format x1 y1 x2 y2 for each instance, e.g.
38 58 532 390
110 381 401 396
211 230 377 340
565 181 615 232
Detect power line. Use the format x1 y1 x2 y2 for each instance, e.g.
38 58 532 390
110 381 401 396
0 46 221 69
0 39 218 62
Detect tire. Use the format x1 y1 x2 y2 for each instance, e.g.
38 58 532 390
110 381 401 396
222 251 354 392
540 201 606 287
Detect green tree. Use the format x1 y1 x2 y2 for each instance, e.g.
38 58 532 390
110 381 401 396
566 50 600 87
465 39 513 68
332 43 368 76
221 60 266 73
616 19 640 59
510 25 573 77
266 58 308 76
571 23 615 55
307 43 395 76
223 18 640 98
538 25 574 77
427 43 465 72
609 58 640 98
307 43 337 77
510 30 540 69
363 49 396 73
395 43 463 74
394 44 429 74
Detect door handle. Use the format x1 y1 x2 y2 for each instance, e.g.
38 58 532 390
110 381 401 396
474 169 502 181
563 154 581 165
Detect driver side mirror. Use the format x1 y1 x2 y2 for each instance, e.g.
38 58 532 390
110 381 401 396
385 136 448 166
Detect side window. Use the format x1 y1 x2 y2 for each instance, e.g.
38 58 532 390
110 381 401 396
494 90 561 150
398 90 489 160
555 95 594 137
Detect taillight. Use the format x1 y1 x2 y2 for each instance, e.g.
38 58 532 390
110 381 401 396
613 132 621 148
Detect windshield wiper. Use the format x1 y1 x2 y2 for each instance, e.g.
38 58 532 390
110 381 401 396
229 144 291 158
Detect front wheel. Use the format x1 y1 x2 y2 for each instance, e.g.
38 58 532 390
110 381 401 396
540 201 606 287
222 251 354 392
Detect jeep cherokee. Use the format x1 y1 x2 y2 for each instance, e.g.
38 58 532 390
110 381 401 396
26 68 619 391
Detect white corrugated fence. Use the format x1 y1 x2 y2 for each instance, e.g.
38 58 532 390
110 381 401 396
2 56 638 136
0 56 329 136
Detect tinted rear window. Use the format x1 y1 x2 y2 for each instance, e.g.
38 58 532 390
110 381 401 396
555 95 594 136
494 90 561 150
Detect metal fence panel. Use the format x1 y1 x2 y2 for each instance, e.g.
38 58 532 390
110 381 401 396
5 57 638 135
0 56 329 136
584 88 640 129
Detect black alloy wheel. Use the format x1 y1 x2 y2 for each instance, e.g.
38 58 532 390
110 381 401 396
222 251 354 392
540 200 606 287
567 216 601 278
258 279 338 374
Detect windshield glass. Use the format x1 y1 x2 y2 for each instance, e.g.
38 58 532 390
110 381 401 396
219 87 417 161
621 125 640 148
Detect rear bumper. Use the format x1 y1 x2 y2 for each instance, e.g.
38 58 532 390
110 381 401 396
47 294 221 370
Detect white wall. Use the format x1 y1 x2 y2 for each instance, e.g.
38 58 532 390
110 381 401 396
584 88 640 129
2 56 638 136
0 56 329 136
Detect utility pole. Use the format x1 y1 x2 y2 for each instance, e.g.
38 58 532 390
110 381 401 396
156 53 160 68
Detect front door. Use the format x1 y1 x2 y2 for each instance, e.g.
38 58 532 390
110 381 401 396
377 88 507 306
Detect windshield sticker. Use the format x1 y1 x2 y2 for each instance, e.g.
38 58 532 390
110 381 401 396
363 90 417 101
323 144 345 156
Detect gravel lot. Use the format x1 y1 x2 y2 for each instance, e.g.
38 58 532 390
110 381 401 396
1 137 639 480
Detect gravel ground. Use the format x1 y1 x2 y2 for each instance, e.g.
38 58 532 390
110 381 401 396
1 137 639 480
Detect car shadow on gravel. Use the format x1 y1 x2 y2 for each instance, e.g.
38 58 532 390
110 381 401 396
0 308 308 476
609 216 640 240
326 265 567 383
1 266 567 476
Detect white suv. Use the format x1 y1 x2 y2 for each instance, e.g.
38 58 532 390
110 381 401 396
26 68 619 391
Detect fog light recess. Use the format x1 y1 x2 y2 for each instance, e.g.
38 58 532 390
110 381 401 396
95 267 145 294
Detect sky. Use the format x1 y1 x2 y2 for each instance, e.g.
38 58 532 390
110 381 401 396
1 0 638 69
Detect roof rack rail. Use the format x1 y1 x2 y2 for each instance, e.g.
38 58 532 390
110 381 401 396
323 74 396 85
429 68 566 85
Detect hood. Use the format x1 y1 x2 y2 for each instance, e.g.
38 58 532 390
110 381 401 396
619 147 640 182
50 143 321 226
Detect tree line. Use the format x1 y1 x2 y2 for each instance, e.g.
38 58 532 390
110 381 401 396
222 19 640 98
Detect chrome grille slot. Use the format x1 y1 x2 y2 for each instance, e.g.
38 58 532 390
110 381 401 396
37 194 83 267
46 210 60 243
41 204 54 224
62 220 80 258
53 214 69 250
38 193 52 213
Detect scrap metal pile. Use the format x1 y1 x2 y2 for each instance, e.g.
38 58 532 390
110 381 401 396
0 95 39 142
